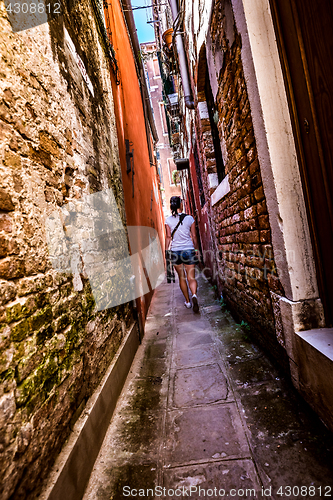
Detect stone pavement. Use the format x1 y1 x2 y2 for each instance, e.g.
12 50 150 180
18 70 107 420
83 275 333 500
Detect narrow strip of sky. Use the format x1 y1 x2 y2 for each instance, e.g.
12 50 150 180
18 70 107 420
131 0 156 43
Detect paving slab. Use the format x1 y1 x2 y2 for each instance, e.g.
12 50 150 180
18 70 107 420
177 320 211 334
175 331 214 351
228 357 276 387
97 409 163 464
163 460 261 499
201 304 223 314
173 344 219 368
222 340 262 362
164 403 250 465
172 364 228 407
121 376 168 412
144 320 171 339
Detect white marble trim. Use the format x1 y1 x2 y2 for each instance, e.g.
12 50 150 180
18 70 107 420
211 175 230 205
296 329 333 362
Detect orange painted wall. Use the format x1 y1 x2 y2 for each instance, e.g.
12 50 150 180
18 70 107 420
104 0 165 325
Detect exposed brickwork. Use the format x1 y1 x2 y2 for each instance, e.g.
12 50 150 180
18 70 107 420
195 0 285 356
0 1 133 499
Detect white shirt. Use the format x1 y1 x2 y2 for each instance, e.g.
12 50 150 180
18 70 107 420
165 213 195 251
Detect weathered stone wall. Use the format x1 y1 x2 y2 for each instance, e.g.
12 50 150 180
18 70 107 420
0 1 134 498
194 0 287 361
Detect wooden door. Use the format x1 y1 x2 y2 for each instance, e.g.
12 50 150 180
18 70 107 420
269 0 333 325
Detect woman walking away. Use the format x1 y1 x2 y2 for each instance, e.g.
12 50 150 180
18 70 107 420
165 196 200 313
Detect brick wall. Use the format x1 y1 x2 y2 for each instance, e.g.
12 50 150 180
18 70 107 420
195 0 287 361
0 1 133 498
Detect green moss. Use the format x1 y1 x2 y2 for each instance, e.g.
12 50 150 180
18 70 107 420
11 318 31 342
16 352 60 406
35 291 50 309
0 367 15 384
52 299 68 318
6 296 37 324
16 373 37 407
83 291 96 314
6 302 23 323
64 319 87 352
62 350 80 371
55 313 71 332
12 271 124 420
29 305 53 332
12 341 27 364
66 322 79 344
43 375 59 394
36 324 54 344
40 356 59 382
60 283 72 298
69 298 84 322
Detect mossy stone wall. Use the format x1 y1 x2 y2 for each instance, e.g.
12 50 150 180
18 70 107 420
0 0 134 498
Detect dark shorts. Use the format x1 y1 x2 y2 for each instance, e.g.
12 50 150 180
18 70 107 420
169 249 198 266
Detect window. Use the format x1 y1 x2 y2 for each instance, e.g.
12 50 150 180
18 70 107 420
157 161 164 187
159 102 168 135
193 142 205 207
167 158 177 186
153 58 160 77
204 67 225 183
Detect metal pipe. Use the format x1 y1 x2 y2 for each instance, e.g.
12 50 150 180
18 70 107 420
168 0 195 109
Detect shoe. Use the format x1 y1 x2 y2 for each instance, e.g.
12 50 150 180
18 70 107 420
192 295 199 313
184 301 192 309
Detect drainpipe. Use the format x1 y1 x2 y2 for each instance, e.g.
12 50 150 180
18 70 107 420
168 0 195 109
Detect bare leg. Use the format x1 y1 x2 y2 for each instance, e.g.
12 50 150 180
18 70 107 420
174 264 190 302
185 264 199 312
185 264 197 296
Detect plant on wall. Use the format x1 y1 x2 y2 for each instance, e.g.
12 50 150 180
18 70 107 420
172 169 180 185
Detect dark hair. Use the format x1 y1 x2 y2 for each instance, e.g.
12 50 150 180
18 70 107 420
170 196 181 216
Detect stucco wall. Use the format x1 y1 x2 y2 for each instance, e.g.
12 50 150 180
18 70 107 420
141 43 181 215
105 2 165 325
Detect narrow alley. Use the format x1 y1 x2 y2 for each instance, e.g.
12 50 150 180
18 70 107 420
1 0 333 498
83 275 333 499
